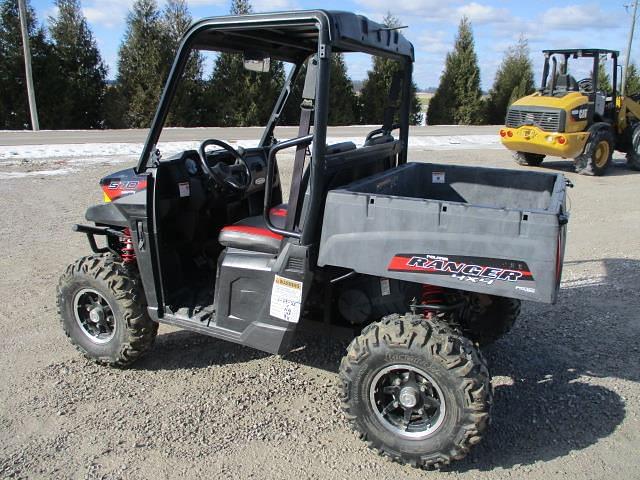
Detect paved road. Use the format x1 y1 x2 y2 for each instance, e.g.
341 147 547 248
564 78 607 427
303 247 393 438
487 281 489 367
0 125 499 146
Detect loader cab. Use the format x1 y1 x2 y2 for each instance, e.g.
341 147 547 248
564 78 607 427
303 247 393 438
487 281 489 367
127 11 414 354
540 49 619 124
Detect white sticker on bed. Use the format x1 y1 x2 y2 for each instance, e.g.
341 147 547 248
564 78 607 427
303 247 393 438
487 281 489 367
270 275 303 323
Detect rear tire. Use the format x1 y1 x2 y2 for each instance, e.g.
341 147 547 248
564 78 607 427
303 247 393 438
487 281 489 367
513 151 545 166
339 314 491 469
574 126 614 176
57 254 158 367
626 124 640 171
460 295 521 346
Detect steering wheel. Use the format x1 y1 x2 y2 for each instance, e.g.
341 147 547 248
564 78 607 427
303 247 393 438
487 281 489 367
198 139 251 191
578 78 593 93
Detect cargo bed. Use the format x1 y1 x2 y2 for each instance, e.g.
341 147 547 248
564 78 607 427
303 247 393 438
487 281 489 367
318 162 568 303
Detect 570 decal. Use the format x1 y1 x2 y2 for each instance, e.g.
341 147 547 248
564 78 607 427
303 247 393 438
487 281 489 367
388 253 534 284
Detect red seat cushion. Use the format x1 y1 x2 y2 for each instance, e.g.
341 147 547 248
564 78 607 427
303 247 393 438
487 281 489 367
218 204 288 254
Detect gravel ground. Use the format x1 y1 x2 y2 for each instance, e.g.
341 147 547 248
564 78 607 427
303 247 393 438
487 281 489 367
0 143 639 479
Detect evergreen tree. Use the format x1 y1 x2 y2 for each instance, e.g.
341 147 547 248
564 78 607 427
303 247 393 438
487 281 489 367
427 16 483 125
48 0 107 129
280 54 360 126
484 37 534 125
596 60 612 93
0 0 61 129
231 0 251 15
328 53 358 125
359 13 421 125
117 0 167 128
624 62 640 96
203 0 285 126
162 0 203 127
103 83 128 129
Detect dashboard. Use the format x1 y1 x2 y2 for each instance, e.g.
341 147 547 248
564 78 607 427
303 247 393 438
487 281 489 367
160 147 271 198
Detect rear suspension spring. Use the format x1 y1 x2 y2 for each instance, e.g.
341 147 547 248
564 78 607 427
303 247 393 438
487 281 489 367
410 284 463 315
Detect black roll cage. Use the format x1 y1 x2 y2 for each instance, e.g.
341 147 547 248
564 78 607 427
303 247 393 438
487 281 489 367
135 10 415 246
540 49 619 107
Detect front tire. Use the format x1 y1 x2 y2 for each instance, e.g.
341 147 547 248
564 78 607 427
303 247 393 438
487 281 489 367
574 125 614 176
339 314 491 469
513 151 545 166
57 254 158 367
626 123 640 171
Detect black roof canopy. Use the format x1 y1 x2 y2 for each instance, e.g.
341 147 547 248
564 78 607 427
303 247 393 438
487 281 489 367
543 48 619 58
187 10 415 63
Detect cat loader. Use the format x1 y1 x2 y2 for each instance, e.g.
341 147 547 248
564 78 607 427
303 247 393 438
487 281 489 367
500 48 640 175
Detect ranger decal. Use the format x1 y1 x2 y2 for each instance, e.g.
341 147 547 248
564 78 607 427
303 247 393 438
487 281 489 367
387 253 534 283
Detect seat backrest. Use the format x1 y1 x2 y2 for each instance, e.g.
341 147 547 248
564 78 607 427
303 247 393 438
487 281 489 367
297 140 399 230
364 134 395 147
326 141 357 155
555 73 570 91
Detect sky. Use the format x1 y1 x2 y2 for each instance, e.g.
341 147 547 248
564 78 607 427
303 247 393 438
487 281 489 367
30 0 640 90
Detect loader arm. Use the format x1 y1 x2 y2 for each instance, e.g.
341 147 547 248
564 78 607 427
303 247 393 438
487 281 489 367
618 96 640 132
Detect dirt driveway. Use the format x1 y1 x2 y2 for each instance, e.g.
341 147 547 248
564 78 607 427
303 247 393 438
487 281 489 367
0 145 638 479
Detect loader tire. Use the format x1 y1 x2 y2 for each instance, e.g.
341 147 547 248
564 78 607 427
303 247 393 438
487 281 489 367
626 124 640 171
339 314 491 469
57 254 158 367
513 151 545 166
574 125 613 176
460 295 521 346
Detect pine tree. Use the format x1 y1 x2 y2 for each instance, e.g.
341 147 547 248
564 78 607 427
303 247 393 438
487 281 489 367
427 16 483 125
203 0 285 126
48 0 107 129
484 37 534 125
280 53 360 126
328 53 358 125
103 83 128 128
117 0 168 128
624 62 640 96
359 13 421 125
0 0 61 129
162 0 203 127
596 61 612 93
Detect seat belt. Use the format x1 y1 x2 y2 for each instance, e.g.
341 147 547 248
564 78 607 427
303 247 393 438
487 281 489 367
285 56 318 232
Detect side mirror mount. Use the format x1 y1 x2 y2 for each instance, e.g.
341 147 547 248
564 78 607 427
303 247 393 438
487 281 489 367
244 52 271 73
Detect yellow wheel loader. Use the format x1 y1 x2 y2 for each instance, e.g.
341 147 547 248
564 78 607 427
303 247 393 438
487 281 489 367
500 49 640 176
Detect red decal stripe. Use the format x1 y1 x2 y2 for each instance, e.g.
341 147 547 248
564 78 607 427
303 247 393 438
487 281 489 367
221 225 284 240
269 207 288 217
387 256 437 272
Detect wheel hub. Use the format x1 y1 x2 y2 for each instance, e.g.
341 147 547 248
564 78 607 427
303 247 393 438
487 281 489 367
369 364 446 439
73 288 116 344
399 386 418 408
594 140 610 168
89 306 104 324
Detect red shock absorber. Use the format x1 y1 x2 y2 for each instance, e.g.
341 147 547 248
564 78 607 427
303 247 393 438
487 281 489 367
420 284 446 315
120 228 136 263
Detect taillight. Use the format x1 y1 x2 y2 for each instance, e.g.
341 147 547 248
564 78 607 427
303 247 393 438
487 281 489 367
557 136 566 144
507 130 513 137
500 129 507 137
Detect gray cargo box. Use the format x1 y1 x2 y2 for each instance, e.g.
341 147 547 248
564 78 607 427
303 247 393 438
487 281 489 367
318 162 568 304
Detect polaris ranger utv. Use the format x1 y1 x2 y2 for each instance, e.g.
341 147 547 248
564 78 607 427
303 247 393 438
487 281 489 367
57 11 569 469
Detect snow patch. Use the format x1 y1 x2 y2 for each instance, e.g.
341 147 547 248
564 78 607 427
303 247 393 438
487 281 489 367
0 135 499 162
0 168 78 180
